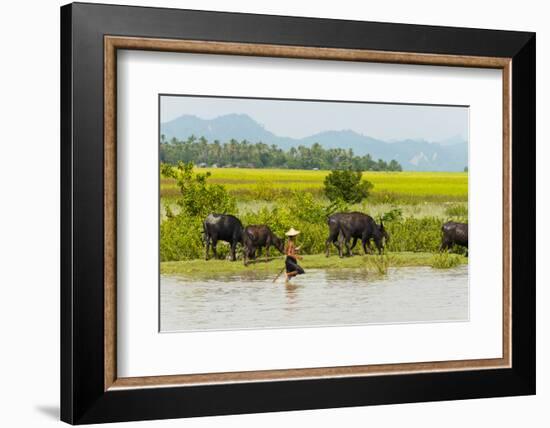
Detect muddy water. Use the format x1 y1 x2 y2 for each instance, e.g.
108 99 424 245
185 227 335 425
160 265 468 332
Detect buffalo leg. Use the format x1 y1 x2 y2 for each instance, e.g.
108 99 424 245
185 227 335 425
325 235 339 257
230 241 237 261
366 239 374 254
362 236 375 255
350 237 358 255
342 232 352 257
362 238 370 255
204 236 211 260
325 226 340 257
374 238 383 255
211 239 218 259
345 240 352 257
336 238 343 257
246 245 256 265
334 233 345 258
243 245 250 266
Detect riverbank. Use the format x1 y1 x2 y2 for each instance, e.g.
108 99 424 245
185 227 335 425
160 252 468 276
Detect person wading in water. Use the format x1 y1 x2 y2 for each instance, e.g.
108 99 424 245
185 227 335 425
284 228 305 283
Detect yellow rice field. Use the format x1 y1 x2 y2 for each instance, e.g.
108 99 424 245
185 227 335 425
161 168 468 202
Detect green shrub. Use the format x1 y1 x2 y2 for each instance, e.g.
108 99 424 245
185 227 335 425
160 215 204 261
384 217 443 253
381 207 403 222
160 162 238 261
163 161 236 218
324 170 373 203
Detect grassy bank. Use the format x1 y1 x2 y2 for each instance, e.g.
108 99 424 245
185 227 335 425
161 252 468 276
160 165 468 263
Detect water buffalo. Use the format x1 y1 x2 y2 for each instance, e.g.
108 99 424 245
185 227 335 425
325 212 389 257
203 214 243 261
440 221 468 252
242 225 284 265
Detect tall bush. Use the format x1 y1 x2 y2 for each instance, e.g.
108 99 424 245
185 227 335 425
324 169 373 203
160 162 236 261
162 161 236 217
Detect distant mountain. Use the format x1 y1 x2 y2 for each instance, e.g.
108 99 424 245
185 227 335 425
160 113 291 147
161 114 468 172
439 134 469 146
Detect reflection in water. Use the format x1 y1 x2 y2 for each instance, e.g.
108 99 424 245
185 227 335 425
284 282 300 307
160 266 468 332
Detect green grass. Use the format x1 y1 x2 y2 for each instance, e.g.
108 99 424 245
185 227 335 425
161 168 468 203
160 199 467 222
160 252 468 276
365 254 393 275
431 252 464 269
444 203 468 217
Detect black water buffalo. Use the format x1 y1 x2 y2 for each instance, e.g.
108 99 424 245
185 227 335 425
242 225 284 265
325 212 389 257
440 221 468 252
203 214 243 261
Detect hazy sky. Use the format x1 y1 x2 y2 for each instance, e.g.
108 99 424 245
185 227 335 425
160 95 468 142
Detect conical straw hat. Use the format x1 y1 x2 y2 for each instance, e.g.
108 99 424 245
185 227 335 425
285 227 300 237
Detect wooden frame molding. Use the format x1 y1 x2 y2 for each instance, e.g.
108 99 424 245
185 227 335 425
104 35 512 391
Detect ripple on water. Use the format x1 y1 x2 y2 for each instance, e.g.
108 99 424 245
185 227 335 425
160 265 468 332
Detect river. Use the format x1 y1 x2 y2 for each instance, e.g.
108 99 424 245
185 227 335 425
160 265 468 332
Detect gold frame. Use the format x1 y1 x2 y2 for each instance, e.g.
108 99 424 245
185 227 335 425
104 36 512 391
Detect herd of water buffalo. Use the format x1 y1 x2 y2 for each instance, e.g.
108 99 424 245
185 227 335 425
202 212 468 264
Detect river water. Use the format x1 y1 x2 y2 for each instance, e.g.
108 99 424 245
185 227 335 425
160 265 468 332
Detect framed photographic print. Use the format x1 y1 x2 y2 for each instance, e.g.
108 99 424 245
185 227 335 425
61 2 535 424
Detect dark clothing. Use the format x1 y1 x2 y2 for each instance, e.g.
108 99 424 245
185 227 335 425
285 256 305 275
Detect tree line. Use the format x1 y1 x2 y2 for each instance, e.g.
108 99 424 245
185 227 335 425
160 135 402 171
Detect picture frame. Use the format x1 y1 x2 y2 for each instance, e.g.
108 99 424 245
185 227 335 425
61 2 535 424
